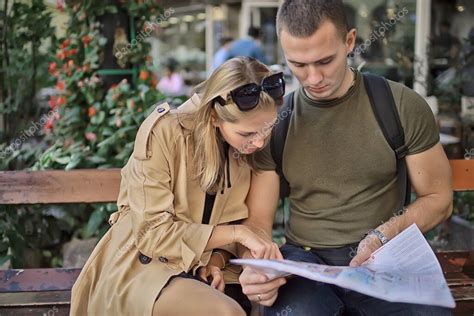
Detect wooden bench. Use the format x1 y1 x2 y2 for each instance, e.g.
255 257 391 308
0 169 121 315
0 161 473 315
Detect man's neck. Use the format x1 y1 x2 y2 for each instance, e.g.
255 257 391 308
336 67 355 99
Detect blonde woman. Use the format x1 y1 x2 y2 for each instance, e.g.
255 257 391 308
70 57 285 315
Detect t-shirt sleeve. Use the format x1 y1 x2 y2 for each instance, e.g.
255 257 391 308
253 141 277 171
398 86 440 155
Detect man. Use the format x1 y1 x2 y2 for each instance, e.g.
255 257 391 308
228 26 267 64
239 0 453 315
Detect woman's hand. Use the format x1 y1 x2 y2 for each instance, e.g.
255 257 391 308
198 264 226 292
234 225 283 260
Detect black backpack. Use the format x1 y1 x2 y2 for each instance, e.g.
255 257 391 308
271 73 411 210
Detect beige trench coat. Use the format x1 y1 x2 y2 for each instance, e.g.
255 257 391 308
70 94 250 315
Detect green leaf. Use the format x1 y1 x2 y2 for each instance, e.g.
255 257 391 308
54 156 71 164
97 135 117 148
106 203 117 212
102 127 115 136
86 156 107 164
0 255 11 266
84 209 104 238
0 241 9 253
65 153 82 170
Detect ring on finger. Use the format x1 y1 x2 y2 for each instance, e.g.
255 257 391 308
257 294 262 301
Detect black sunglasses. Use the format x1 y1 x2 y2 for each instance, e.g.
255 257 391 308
215 72 285 111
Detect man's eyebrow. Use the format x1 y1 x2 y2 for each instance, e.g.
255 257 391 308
287 54 336 65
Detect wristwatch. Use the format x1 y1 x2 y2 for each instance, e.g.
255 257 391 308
366 229 389 245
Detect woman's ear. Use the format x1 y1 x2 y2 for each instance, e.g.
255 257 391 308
210 110 220 127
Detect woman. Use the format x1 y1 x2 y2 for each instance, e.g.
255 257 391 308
70 57 285 315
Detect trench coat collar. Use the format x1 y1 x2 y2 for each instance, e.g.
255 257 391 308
173 93 202 131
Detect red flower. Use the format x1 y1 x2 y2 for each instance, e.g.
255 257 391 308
56 52 65 60
57 96 66 106
61 39 70 50
88 106 96 117
48 62 57 74
56 0 65 12
44 118 54 130
48 96 58 109
56 80 65 91
82 35 92 47
69 48 78 56
151 74 158 88
85 132 97 142
115 117 122 127
139 70 149 81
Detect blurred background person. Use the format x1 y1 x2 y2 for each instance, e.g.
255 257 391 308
228 26 267 64
157 59 185 96
212 37 234 71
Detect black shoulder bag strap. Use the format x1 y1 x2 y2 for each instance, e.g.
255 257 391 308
363 73 411 209
271 91 295 201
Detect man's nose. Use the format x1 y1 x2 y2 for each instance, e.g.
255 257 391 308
307 65 324 86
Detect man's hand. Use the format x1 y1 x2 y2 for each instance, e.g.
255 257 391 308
349 234 382 267
239 266 287 306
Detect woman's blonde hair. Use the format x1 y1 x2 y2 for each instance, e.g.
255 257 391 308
191 57 277 193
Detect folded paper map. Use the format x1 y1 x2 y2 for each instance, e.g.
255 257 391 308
231 224 455 308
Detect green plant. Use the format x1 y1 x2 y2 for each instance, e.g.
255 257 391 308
453 191 474 223
33 1 165 246
0 0 56 142
1 1 165 268
0 204 88 268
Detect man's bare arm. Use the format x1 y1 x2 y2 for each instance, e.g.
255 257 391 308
351 143 453 266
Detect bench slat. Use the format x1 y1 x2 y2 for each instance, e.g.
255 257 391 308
0 305 70 316
0 269 81 293
450 160 474 191
0 169 121 204
0 290 71 306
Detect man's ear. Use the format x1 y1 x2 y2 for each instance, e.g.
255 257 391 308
346 28 357 54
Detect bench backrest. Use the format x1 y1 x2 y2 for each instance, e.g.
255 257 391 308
0 168 121 204
450 160 474 192
0 160 472 205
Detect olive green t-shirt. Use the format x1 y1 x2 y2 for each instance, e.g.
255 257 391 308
255 70 439 248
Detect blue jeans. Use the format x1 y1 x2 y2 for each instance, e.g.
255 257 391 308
263 243 453 316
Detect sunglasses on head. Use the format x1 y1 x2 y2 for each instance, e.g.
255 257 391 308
214 72 285 111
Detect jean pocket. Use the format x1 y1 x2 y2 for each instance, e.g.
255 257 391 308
280 243 316 262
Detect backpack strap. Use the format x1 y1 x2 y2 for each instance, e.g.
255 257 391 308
271 91 295 200
363 73 411 208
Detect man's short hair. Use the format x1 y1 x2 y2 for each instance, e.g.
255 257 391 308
248 26 261 39
219 37 233 46
276 0 349 40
